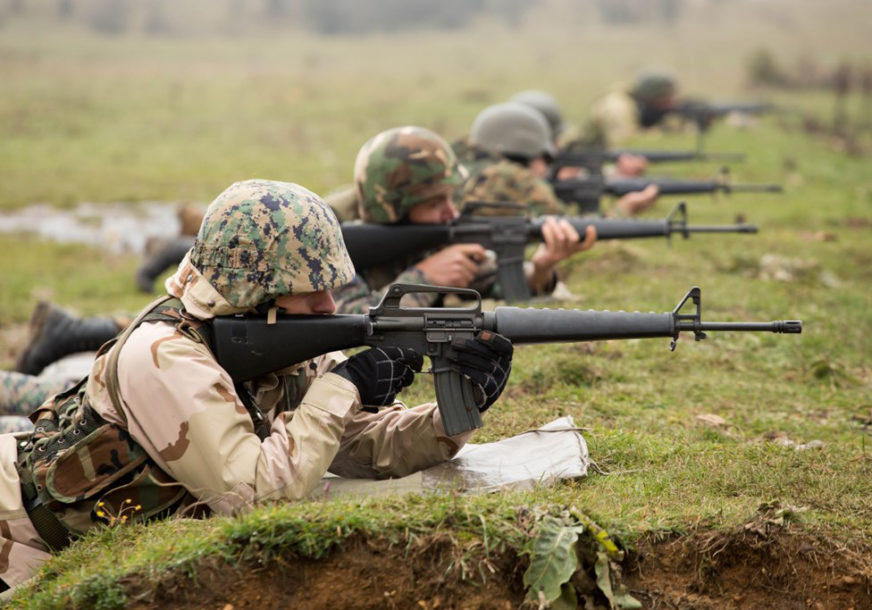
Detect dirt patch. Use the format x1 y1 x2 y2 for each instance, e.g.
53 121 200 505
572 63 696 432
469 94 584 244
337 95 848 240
625 527 872 609
120 526 872 609
125 534 525 610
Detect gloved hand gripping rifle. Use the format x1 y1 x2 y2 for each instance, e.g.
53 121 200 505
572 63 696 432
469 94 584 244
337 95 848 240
212 283 802 436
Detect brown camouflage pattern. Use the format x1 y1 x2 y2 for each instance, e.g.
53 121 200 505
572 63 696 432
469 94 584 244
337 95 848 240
461 159 566 217
354 126 466 224
191 179 354 308
583 90 641 148
2 242 474 588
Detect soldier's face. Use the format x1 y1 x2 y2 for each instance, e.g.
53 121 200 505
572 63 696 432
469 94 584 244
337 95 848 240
528 156 549 179
275 290 336 315
407 193 458 225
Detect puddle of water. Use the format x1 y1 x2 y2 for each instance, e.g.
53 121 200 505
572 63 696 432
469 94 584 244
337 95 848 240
0 202 189 255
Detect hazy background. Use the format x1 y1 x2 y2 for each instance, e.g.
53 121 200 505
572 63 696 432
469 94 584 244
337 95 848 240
1 0 869 209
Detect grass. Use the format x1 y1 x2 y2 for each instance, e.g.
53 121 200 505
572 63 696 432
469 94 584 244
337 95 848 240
2 2 872 606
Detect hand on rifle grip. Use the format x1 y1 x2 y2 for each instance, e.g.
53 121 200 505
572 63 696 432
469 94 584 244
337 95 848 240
447 331 513 412
333 347 423 407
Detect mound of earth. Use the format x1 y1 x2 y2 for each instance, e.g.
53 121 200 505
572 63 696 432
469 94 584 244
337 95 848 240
123 527 871 609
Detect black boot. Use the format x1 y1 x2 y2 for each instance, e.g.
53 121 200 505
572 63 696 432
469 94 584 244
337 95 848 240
15 303 121 375
135 235 195 293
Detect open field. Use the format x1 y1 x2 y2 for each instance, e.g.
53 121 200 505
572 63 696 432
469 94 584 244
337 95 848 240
1 1 871 607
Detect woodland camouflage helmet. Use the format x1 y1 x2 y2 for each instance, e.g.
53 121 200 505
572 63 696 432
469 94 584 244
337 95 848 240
469 102 556 160
355 126 466 224
631 69 677 103
509 89 565 140
191 179 354 308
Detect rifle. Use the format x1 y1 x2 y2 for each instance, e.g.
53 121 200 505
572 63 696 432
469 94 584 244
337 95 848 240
212 283 802 436
675 99 776 133
551 171 783 214
341 202 758 302
550 146 745 178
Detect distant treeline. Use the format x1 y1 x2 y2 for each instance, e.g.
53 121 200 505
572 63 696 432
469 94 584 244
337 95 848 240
0 0 533 34
0 0 695 35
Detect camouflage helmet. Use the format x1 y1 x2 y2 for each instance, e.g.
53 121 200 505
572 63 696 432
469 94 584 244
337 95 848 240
354 126 466 224
631 69 677 103
509 90 565 140
469 102 557 160
191 179 354 308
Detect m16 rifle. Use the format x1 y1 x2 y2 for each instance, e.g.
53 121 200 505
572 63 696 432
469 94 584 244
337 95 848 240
672 98 777 150
550 144 745 178
676 99 776 133
550 168 782 214
341 202 757 302
212 283 802 436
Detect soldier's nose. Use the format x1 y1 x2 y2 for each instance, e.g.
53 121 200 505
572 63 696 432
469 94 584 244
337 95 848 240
314 291 336 315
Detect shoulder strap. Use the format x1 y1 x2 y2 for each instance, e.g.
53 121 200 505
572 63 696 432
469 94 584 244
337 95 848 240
105 296 173 423
104 297 269 439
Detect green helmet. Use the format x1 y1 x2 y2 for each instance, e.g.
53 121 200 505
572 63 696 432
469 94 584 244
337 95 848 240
191 179 354 308
509 89 565 140
631 69 677 103
354 126 466 224
469 102 556 160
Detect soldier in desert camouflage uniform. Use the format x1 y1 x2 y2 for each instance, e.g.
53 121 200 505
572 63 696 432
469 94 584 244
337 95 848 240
333 126 594 314
0 178 513 592
585 69 678 149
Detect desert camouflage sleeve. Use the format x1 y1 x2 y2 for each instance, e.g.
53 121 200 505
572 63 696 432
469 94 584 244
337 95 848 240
113 322 361 512
587 91 640 148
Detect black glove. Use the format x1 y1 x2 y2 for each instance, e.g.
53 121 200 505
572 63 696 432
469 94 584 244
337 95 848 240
447 331 513 412
332 347 423 406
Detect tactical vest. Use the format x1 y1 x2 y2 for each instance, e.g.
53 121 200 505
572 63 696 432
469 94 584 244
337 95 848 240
15 297 279 550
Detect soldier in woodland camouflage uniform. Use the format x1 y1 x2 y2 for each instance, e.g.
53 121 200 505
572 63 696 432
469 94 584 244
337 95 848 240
0 179 512 592
461 100 657 219
333 126 593 314
0 372 74 434
460 101 568 217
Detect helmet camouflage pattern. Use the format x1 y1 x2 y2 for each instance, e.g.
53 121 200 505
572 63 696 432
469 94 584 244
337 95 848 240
632 69 677 102
354 126 466 224
191 179 354 308
510 89 565 140
469 102 556 160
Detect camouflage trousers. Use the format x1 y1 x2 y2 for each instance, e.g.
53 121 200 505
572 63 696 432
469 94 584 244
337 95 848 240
0 434 52 591
0 371 74 433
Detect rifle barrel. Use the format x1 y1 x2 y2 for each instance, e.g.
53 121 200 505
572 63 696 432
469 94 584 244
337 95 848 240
684 224 758 234
687 320 802 333
728 184 783 193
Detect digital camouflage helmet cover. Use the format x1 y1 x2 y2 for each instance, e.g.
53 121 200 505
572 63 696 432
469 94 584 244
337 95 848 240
192 179 354 308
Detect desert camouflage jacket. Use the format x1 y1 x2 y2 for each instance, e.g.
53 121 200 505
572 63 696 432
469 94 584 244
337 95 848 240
1 253 473 587
583 90 641 148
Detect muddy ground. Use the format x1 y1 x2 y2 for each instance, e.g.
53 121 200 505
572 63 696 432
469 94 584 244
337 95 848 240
121 527 872 610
